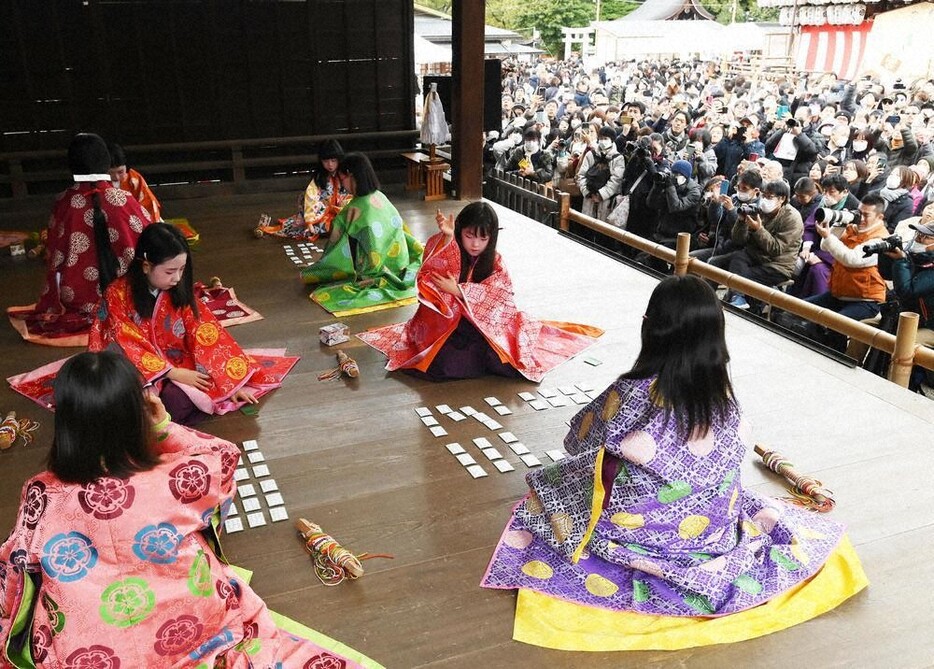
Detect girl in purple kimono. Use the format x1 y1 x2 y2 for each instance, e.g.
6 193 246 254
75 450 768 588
482 275 866 649
0 351 364 668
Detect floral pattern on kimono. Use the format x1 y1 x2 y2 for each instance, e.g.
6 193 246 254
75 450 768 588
257 175 351 240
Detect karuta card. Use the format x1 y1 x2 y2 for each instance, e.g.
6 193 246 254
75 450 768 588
494 405 513 416
233 468 249 482
499 432 519 443
436 404 453 414
484 419 503 430
252 464 270 478
466 464 488 478
576 381 596 392
227 503 239 517
238 484 257 498
445 443 466 455
570 393 590 405
529 400 549 411
224 517 244 533
484 396 502 407
246 512 267 528
429 425 449 437
520 453 543 467
493 459 516 473
459 406 477 416
448 411 466 422
421 416 439 427
242 439 259 451
558 386 577 396
473 437 493 449
242 497 261 513
269 506 289 522
415 407 433 417
518 391 536 401
247 451 266 463
538 388 558 398
456 453 477 466
265 492 284 507
481 447 503 461
472 412 491 423
509 442 531 455
545 449 567 462
548 396 570 408
259 479 278 493
586 390 601 400
584 356 603 366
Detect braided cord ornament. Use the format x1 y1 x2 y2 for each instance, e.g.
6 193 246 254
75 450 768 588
754 444 835 512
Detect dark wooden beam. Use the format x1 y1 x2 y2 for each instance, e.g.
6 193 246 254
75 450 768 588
451 0 485 200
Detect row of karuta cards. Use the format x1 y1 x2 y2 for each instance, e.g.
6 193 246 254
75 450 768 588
224 439 289 533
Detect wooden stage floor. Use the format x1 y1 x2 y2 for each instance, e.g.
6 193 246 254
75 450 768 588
2 190 933 668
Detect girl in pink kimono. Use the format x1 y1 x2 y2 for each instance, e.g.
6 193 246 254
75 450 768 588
0 351 364 668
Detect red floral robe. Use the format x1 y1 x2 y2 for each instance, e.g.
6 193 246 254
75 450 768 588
0 422 365 668
89 277 295 415
358 233 603 382
7 182 151 346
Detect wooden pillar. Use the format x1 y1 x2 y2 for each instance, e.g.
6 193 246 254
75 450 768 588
888 311 920 388
674 232 692 276
451 0 485 201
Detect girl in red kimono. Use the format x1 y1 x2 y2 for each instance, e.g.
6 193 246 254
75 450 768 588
7 134 150 346
0 351 367 668
359 202 602 381
90 223 277 425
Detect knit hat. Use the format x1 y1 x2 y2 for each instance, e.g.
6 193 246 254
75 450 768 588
672 160 692 180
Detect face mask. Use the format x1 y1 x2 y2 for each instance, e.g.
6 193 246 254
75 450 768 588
822 194 839 207
886 175 901 189
759 198 779 214
704 191 715 201
735 190 755 202
843 169 858 181
598 139 613 151
571 119 582 128
511 134 522 145
852 140 868 152
675 175 687 186
905 240 929 255
525 141 540 153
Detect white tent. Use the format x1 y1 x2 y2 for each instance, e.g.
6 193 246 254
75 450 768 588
414 34 452 66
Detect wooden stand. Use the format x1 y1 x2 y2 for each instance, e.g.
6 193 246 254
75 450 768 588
401 151 448 202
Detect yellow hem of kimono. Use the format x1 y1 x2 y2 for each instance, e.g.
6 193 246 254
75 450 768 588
513 534 868 651
571 447 606 564
230 565 386 668
322 296 418 318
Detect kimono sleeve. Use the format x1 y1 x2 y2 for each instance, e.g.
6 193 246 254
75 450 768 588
180 305 258 401
302 179 326 227
564 379 647 456
155 423 240 498
0 485 41 668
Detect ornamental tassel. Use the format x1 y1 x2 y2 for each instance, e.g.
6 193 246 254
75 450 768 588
754 444 835 513
295 518 392 586
316 350 359 381
0 411 40 451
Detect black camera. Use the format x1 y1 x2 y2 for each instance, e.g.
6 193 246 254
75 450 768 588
737 203 760 218
653 166 672 184
862 235 902 257
815 208 856 226
627 141 649 159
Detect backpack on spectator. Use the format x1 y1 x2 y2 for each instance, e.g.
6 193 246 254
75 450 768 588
584 153 612 194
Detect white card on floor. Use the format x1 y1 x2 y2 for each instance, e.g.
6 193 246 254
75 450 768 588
259 479 278 493
421 416 439 427
494 459 515 473
499 432 518 443
265 492 284 507
252 464 270 478
415 407 432 417
520 453 542 467
456 453 477 466
242 439 259 451
484 396 502 407
285 248 295 255
586 390 600 400
227 503 239 516
494 405 512 416
234 468 249 482
518 391 536 401
548 396 570 408
238 484 257 498
481 447 503 461
538 388 558 398
509 442 531 455
473 437 493 449
473 412 491 422
247 451 266 463
570 394 590 405
448 411 466 422
224 517 244 533
485 419 503 430
466 464 488 478
269 506 289 522
446 443 466 455
242 497 261 512
546 449 567 462
576 382 596 392
459 406 477 416
430 425 448 437
529 400 549 411
247 512 266 528
436 404 452 414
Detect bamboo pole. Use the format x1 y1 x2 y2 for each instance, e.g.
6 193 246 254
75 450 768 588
558 192 570 232
674 232 691 277
888 312 920 387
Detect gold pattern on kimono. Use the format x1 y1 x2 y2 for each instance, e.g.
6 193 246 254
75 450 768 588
577 411 594 441
601 389 621 422
225 356 249 380
194 322 220 347
550 512 573 543
140 352 165 373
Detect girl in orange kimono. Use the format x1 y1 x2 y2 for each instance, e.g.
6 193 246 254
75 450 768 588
358 202 602 382
90 223 295 425
108 143 163 223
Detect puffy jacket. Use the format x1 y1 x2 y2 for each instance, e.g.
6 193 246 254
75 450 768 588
731 203 803 278
821 224 888 302
648 178 703 241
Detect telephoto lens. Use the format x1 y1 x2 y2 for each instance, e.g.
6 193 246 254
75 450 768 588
861 234 903 257
815 208 857 226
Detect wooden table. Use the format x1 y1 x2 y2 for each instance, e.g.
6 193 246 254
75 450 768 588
401 151 448 202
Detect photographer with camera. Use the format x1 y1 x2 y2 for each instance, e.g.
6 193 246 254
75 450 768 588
616 133 667 248
637 159 702 270
504 127 555 184
708 179 803 310
764 117 819 187
800 193 890 349
887 216 934 352
692 171 763 264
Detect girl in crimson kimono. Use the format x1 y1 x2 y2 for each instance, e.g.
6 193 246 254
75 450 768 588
358 202 602 381
90 223 268 425
0 351 366 668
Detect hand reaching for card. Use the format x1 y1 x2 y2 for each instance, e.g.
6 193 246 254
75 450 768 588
436 209 455 238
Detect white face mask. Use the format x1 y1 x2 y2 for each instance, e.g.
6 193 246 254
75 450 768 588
843 169 858 181
735 190 755 203
598 139 613 151
822 194 839 207
511 134 522 145
704 191 715 201
525 141 540 154
852 140 868 152
886 175 902 189
759 198 779 214
571 119 582 128
675 175 687 186
906 239 934 254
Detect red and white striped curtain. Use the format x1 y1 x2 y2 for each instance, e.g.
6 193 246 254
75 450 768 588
795 22 873 81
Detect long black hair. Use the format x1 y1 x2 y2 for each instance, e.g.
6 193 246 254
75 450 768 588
68 133 120 294
313 139 344 190
49 351 159 483
454 201 499 283
623 275 734 439
338 152 380 197
127 223 197 319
